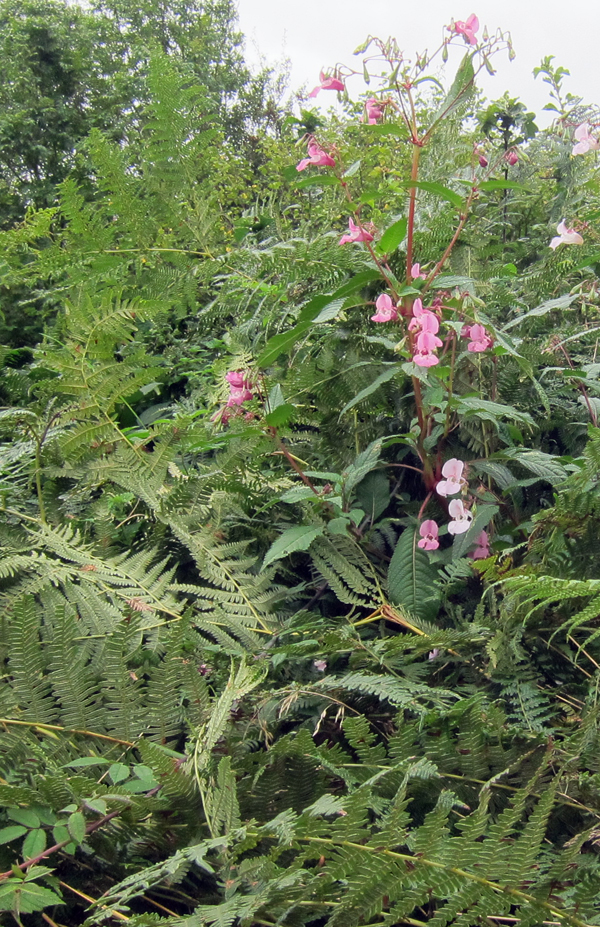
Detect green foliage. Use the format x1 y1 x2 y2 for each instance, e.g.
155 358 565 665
1 9 600 927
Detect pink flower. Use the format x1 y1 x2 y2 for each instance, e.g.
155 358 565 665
365 98 385 124
469 530 490 559
413 347 439 367
476 149 488 167
309 70 345 98
428 649 440 660
448 14 479 45
225 370 253 407
572 123 599 156
462 323 493 353
436 458 466 497
411 263 426 279
505 150 518 166
418 519 440 550
447 498 473 535
296 139 336 172
409 299 440 335
416 331 443 352
371 293 398 323
339 218 374 246
549 220 584 250
313 660 327 671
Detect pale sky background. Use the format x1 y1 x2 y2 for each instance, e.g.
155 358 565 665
236 0 599 125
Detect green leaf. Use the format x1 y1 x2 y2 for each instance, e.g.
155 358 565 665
22 828 46 861
451 505 499 559
331 270 381 299
353 471 391 521
0 826 27 845
339 366 402 416
343 160 362 177
362 122 408 138
377 217 407 254
61 757 112 768
262 525 324 569
497 449 567 486
455 396 534 427
0 880 63 913
295 174 340 189
430 52 475 125
8 809 41 829
399 181 464 210
265 403 295 427
108 763 130 785
388 526 440 621
502 294 577 331
257 321 312 368
67 812 86 845
342 439 384 496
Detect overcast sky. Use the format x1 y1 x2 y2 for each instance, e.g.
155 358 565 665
236 0 599 125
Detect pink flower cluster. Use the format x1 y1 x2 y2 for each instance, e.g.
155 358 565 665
447 13 479 45
339 218 374 246
225 370 253 407
296 139 335 172
462 323 493 352
409 299 442 367
418 459 492 555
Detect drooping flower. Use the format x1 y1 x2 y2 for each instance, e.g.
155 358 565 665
436 458 466 497
572 123 599 156
409 299 440 335
225 370 253 407
418 519 440 550
339 218 374 246
549 220 584 250
469 530 491 559
462 322 493 353
309 70 345 98
475 147 488 167
365 98 385 124
505 150 518 166
313 659 328 671
411 263 426 279
371 293 398 323
296 138 336 172
448 14 479 45
447 498 473 535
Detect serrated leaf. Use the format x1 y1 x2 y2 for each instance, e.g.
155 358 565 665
0 826 27 845
498 449 567 486
502 294 577 331
67 812 86 845
61 757 112 768
262 525 324 570
342 438 384 496
22 828 46 861
388 527 440 621
8 809 40 829
339 366 402 417
430 53 475 126
0 881 63 913
107 763 129 785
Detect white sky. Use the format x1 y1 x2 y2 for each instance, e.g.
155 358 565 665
236 0 600 125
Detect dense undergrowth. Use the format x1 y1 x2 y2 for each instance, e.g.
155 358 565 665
2 7 600 927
